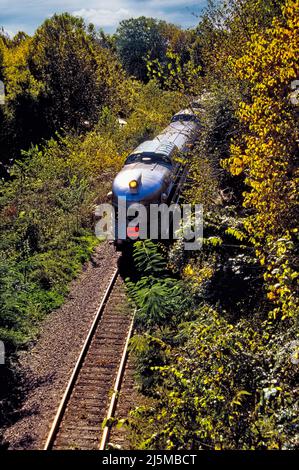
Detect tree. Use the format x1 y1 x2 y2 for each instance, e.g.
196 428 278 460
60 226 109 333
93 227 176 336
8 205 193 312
224 0 299 318
115 17 168 81
194 0 285 82
30 13 104 133
0 13 133 173
0 33 42 173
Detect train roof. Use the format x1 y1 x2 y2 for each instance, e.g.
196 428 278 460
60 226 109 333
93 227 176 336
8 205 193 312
175 108 195 115
130 139 177 158
172 108 197 117
128 110 200 158
156 119 199 150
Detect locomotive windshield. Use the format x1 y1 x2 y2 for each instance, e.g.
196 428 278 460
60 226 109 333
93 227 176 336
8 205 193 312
125 152 172 166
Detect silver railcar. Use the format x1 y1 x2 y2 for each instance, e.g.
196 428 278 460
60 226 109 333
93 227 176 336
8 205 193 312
111 109 200 248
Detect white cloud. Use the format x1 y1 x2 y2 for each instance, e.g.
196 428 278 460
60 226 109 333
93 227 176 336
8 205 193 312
73 7 132 28
73 2 201 30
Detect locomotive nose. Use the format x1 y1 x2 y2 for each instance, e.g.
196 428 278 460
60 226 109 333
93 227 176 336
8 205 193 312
112 167 168 204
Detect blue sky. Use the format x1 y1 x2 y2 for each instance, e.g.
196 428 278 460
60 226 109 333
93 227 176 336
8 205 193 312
0 0 207 36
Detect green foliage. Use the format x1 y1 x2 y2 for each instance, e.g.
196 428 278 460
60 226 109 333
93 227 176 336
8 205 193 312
127 241 190 332
30 14 104 131
147 50 202 95
0 13 135 172
115 17 168 82
115 16 200 91
120 80 185 150
130 306 299 450
31 13 134 129
194 0 285 82
125 242 194 391
0 135 103 346
127 240 298 450
133 240 167 275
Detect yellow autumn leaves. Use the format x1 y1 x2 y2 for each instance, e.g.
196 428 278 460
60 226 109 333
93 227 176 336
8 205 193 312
224 0 299 318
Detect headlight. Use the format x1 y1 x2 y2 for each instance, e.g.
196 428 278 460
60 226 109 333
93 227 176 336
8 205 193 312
129 180 138 189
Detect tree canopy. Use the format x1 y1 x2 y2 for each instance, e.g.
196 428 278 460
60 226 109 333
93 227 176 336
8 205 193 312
115 16 169 81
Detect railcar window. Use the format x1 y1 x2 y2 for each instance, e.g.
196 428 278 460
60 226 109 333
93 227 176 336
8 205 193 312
125 153 172 165
171 114 199 123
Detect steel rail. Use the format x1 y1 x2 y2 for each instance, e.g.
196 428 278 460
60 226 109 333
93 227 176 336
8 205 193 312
99 312 135 450
43 268 119 450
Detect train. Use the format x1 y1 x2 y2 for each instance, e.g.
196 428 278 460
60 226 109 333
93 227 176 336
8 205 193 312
111 107 201 250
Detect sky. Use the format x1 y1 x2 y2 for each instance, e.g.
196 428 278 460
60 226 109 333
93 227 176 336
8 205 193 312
0 0 207 36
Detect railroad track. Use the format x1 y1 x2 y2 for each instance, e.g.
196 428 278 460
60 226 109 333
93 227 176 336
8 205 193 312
44 268 135 450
